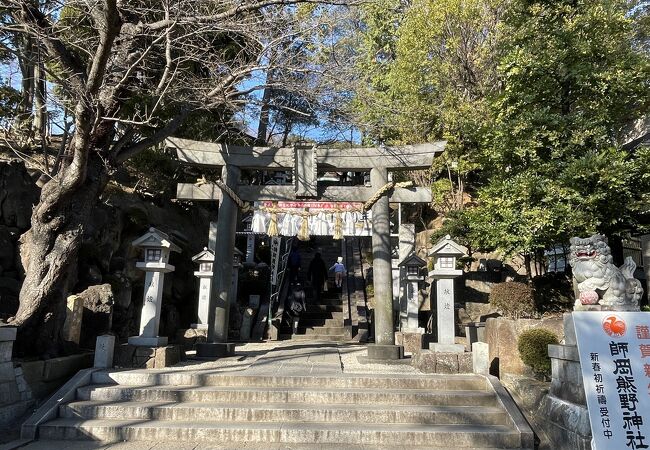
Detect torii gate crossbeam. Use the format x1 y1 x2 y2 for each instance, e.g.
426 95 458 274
169 137 445 360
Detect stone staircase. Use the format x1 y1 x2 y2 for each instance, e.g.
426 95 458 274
277 238 352 342
35 370 533 448
291 294 349 342
344 236 370 342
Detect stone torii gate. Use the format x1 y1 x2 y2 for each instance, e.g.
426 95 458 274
168 137 445 359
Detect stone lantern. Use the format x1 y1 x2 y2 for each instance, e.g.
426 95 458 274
429 234 466 353
398 253 426 332
129 227 181 347
191 247 214 329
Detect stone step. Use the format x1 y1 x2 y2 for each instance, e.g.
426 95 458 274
22 442 527 450
310 298 344 306
39 418 522 447
61 401 508 425
78 385 498 407
94 372 489 391
298 326 348 336
306 305 343 313
290 334 348 342
298 318 344 327
300 312 345 320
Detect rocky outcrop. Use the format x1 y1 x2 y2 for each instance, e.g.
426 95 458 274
485 316 564 378
0 157 215 348
0 160 40 231
0 160 40 319
78 284 114 349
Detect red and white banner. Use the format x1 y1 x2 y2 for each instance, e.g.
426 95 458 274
259 201 362 210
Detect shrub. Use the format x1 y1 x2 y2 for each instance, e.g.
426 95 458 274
489 281 536 319
518 328 559 378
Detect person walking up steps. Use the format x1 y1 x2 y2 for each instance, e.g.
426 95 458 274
308 252 328 303
329 256 346 288
287 246 301 282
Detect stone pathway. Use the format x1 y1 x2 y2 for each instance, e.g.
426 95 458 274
5 442 479 450
4 343 495 450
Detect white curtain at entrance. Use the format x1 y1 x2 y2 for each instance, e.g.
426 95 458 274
251 208 372 237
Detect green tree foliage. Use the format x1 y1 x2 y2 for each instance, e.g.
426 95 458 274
353 0 504 220
467 0 650 259
354 0 649 272
354 0 502 145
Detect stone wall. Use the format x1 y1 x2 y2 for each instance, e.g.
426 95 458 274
0 325 95 432
411 351 473 374
502 314 591 450
18 353 94 399
486 316 564 377
0 327 33 427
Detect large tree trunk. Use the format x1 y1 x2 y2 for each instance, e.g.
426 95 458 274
11 155 108 357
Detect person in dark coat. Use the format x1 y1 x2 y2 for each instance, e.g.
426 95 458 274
287 247 301 282
308 252 328 303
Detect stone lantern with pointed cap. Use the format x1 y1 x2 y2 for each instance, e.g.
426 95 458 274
399 253 426 332
192 247 214 329
129 227 181 347
429 234 466 353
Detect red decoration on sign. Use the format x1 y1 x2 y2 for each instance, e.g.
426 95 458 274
603 315 627 338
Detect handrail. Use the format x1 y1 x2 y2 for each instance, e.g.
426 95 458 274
267 237 294 334
342 238 353 333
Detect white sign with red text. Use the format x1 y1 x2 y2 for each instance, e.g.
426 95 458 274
574 311 650 450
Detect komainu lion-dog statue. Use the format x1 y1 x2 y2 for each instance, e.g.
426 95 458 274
568 234 643 310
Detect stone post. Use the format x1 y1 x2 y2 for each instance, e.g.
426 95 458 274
195 276 212 329
132 271 167 346
62 295 83 345
472 342 489 374
94 335 115 368
199 164 240 358
367 167 403 360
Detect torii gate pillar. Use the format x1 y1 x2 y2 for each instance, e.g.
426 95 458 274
196 164 240 358
367 167 404 360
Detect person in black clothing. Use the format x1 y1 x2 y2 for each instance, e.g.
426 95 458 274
308 252 328 303
287 247 301 282
287 282 306 334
